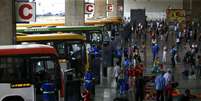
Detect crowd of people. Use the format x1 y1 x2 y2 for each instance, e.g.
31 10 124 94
112 18 201 101
113 43 145 100
81 17 201 101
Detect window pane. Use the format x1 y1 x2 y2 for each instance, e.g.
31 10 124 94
0 57 31 83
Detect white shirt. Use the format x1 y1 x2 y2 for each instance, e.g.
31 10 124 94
152 39 157 44
176 38 180 43
174 54 178 64
113 65 120 78
133 58 136 67
162 50 167 63
179 32 182 38
163 51 167 57
163 72 172 85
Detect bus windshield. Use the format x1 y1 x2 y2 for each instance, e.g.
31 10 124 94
20 41 86 75
53 41 83 58
70 43 82 60
54 41 87 74
89 31 102 44
0 56 59 84
16 34 88 77
21 41 85 61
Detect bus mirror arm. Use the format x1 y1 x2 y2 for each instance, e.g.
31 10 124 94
64 69 73 73
72 57 76 60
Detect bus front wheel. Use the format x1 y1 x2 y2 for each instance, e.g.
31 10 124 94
3 96 24 101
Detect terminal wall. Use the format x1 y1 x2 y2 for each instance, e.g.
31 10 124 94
124 0 183 20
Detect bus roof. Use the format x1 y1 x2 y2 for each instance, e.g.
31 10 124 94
16 33 27 36
16 22 65 27
16 33 86 42
106 16 124 21
16 26 104 33
0 44 58 56
84 20 103 25
85 16 124 25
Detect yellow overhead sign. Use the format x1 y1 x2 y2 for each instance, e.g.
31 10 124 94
166 9 185 23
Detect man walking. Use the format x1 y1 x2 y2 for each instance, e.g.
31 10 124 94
163 69 173 86
152 43 160 61
113 62 121 88
162 46 167 64
164 69 173 101
155 72 166 101
170 46 177 68
135 73 145 101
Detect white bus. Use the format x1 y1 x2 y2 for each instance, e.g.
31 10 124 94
0 44 61 101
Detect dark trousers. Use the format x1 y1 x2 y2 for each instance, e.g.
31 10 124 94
153 54 156 62
115 77 118 83
165 91 173 101
156 90 164 101
171 57 175 68
117 56 122 63
135 92 143 101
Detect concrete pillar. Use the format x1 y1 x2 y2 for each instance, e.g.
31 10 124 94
107 0 124 17
183 0 191 18
0 0 15 45
183 0 191 10
94 0 107 18
65 0 85 26
183 0 201 19
191 0 201 18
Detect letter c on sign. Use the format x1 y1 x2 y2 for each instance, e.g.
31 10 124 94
19 4 33 20
108 4 113 12
86 4 94 12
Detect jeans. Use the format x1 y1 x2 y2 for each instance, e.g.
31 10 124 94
156 90 164 101
135 92 143 101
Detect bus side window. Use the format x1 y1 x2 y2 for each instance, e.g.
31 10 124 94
20 59 31 82
0 58 5 81
46 61 55 81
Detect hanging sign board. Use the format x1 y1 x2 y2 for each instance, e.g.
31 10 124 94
85 3 94 14
107 4 113 12
16 2 36 22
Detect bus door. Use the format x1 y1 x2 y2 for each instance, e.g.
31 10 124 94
32 58 60 101
67 42 85 77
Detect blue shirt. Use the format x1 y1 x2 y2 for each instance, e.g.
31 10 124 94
124 59 130 68
115 49 122 57
152 44 160 55
84 71 94 81
170 48 177 56
84 71 95 89
155 74 166 90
